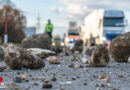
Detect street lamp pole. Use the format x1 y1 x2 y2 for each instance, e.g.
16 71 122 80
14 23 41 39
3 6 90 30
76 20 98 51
4 0 9 45
4 19 8 44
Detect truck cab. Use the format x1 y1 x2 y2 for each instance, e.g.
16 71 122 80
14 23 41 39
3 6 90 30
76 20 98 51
80 9 126 46
102 10 125 44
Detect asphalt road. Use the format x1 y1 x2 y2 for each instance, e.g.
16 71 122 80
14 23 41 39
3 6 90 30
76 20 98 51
0 55 130 90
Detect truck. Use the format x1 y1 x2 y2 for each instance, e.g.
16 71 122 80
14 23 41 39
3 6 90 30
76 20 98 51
80 9 126 46
52 35 62 46
64 22 80 47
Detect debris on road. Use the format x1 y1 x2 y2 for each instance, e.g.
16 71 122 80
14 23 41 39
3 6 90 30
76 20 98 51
118 74 124 78
82 55 90 63
51 74 57 81
99 75 106 79
22 33 52 50
27 48 55 59
59 81 73 85
42 81 53 89
47 56 60 64
110 32 130 62
18 74 29 82
52 44 63 54
4 43 45 69
71 39 83 53
63 46 73 56
0 66 6 72
8 83 21 90
103 77 111 83
85 47 95 56
89 45 110 67
99 75 111 83
14 77 23 83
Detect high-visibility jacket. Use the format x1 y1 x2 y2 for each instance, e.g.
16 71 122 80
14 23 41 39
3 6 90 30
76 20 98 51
45 24 54 33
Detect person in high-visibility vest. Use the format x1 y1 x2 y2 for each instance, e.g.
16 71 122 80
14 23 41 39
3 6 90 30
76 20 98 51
45 19 54 38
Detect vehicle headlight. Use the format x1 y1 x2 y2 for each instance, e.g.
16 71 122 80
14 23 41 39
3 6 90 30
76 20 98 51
75 38 78 41
70 38 74 42
102 37 106 41
61 43 64 46
52 43 55 46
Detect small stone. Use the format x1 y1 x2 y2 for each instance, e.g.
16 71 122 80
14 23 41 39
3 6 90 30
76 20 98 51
96 87 100 90
99 75 106 79
84 82 87 85
8 82 20 90
52 75 57 81
24 79 29 82
79 65 84 68
42 82 53 89
82 55 90 63
113 88 120 90
95 84 99 87
18 75 29 82
14 77 23 83
104 77 110 83
68 63 74 68
76 76 80 78
118 74 124 78
32 83 39 87
106 83 111 88
0 66 6 72
101 84 105 87
61 74 66 76
72 77 76 80
47 56 60 64
17 72 20 75
71 56 79 61
93 75 98 78
74 65 79 69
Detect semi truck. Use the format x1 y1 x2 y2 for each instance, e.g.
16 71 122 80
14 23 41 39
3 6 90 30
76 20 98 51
64 22 80 47
80 9 126 46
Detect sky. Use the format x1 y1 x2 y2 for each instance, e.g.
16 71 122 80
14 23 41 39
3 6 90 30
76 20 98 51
3 0 130 37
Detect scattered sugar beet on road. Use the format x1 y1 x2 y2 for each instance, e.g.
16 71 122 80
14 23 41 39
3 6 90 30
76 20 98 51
1 56 130 90
0 32 130 90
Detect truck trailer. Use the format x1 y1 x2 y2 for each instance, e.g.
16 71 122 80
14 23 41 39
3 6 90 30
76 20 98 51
80 9 126 46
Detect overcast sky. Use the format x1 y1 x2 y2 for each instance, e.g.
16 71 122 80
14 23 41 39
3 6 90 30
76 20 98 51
7 0 130 36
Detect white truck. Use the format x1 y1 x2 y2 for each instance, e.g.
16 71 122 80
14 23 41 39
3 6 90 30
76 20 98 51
80 9 126 46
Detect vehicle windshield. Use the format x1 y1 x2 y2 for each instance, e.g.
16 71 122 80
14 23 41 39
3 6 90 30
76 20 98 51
103 17 124 27
68 32 79 35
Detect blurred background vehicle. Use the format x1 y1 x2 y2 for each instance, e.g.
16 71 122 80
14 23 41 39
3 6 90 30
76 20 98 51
52 35 62 46
64 22 80 47
80 9 126 46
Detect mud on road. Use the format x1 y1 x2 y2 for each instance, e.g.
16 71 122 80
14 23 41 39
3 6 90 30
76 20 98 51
1 55 130 90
